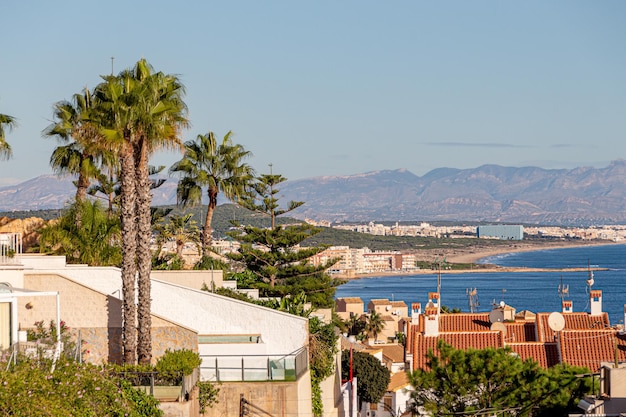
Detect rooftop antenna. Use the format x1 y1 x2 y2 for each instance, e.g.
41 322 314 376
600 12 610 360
466 288 479 313
111 56 114 75
586 258 594 289
558 275 569 303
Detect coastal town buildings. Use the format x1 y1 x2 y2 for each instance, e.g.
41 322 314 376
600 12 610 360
326 221 626 242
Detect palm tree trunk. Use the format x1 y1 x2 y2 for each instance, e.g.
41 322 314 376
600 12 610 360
119 146 137 364
202 187 218 256
135 140 153 365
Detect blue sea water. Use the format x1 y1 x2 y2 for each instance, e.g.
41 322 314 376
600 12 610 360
334 244 626 325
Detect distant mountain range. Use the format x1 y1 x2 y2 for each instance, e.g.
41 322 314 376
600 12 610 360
2 161 626 226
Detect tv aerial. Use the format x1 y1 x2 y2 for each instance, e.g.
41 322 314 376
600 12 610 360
558 275 569 303
466 288 480 313
586 259 594 289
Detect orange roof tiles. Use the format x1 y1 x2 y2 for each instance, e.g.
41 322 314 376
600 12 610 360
559 330 626 372
505 321 537 343
536 312 610 343
439 313 491 332
391 301 407 308
508 343 560 368
370 299 391 305
412 331 504 370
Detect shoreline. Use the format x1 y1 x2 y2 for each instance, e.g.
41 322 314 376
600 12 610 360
336 240 618 280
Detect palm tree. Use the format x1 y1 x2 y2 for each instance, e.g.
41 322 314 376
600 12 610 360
170 131 254 256
43 88 113 209
366 311 385 342
94 59 188 364
167 214 200 258
39 200 121 266
0 111 17 160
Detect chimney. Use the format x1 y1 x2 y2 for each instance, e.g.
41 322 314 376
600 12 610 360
428 292 440 312
590 290 602 316
423 305 439 336
562 300 573 314
411 302 421 324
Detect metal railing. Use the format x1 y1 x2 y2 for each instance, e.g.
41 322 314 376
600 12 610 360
0 233 21 265
200 347 308 382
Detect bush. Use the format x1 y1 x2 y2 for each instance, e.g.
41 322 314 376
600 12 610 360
0 357 163 416
155 349 202 385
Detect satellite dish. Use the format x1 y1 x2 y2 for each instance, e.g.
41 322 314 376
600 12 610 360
386 305 391 311
499 300 506 308
489 308 505 324
548 312 565 332
490 322 507 337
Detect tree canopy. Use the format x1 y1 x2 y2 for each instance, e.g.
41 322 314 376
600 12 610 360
408 340 593 416
341 350 391 407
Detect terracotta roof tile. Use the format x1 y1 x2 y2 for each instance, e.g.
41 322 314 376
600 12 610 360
412 331 504 370
536 312 610 343
508 343 560 368
391 301 407 308
559 330 626 372
439 313 491 332
505 322 537 343
370 299 391 305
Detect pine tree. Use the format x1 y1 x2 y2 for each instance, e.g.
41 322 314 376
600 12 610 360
227 172 342 307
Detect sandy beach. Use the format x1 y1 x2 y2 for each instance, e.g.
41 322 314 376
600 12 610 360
342 240 618 279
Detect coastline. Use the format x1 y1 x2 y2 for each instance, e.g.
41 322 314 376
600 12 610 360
338 240 618 280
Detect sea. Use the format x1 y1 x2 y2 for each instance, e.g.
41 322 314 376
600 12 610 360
334 243 626 325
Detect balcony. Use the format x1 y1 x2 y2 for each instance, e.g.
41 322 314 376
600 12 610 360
200 347 308 382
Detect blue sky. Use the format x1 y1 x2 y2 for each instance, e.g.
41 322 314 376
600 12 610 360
1 1 625 186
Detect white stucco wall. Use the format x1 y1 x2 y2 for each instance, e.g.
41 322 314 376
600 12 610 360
20 256 308 357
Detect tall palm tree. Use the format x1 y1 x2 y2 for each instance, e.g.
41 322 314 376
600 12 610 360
94 59 188 365
0 111 17 160
170 131 254 255
44 88 113 208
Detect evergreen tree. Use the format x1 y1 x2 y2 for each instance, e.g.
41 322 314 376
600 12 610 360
408 340 592 416
227 172 341 307
341 350 391 407
227 223 340 307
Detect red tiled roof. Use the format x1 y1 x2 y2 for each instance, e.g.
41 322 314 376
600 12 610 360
391 301 407 308
412 331 504 370
505 321 537 343
559 330 626 372
508 343 560 368
439 313 491 332
536 312 610 343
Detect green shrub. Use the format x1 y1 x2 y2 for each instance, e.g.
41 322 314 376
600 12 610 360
0 357 163 416
155 349 201 385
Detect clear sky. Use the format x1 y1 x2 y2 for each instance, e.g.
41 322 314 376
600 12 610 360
1 1 625 186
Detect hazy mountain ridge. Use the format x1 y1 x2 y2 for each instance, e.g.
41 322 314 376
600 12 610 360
2 161 626 225
280 160 626 225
